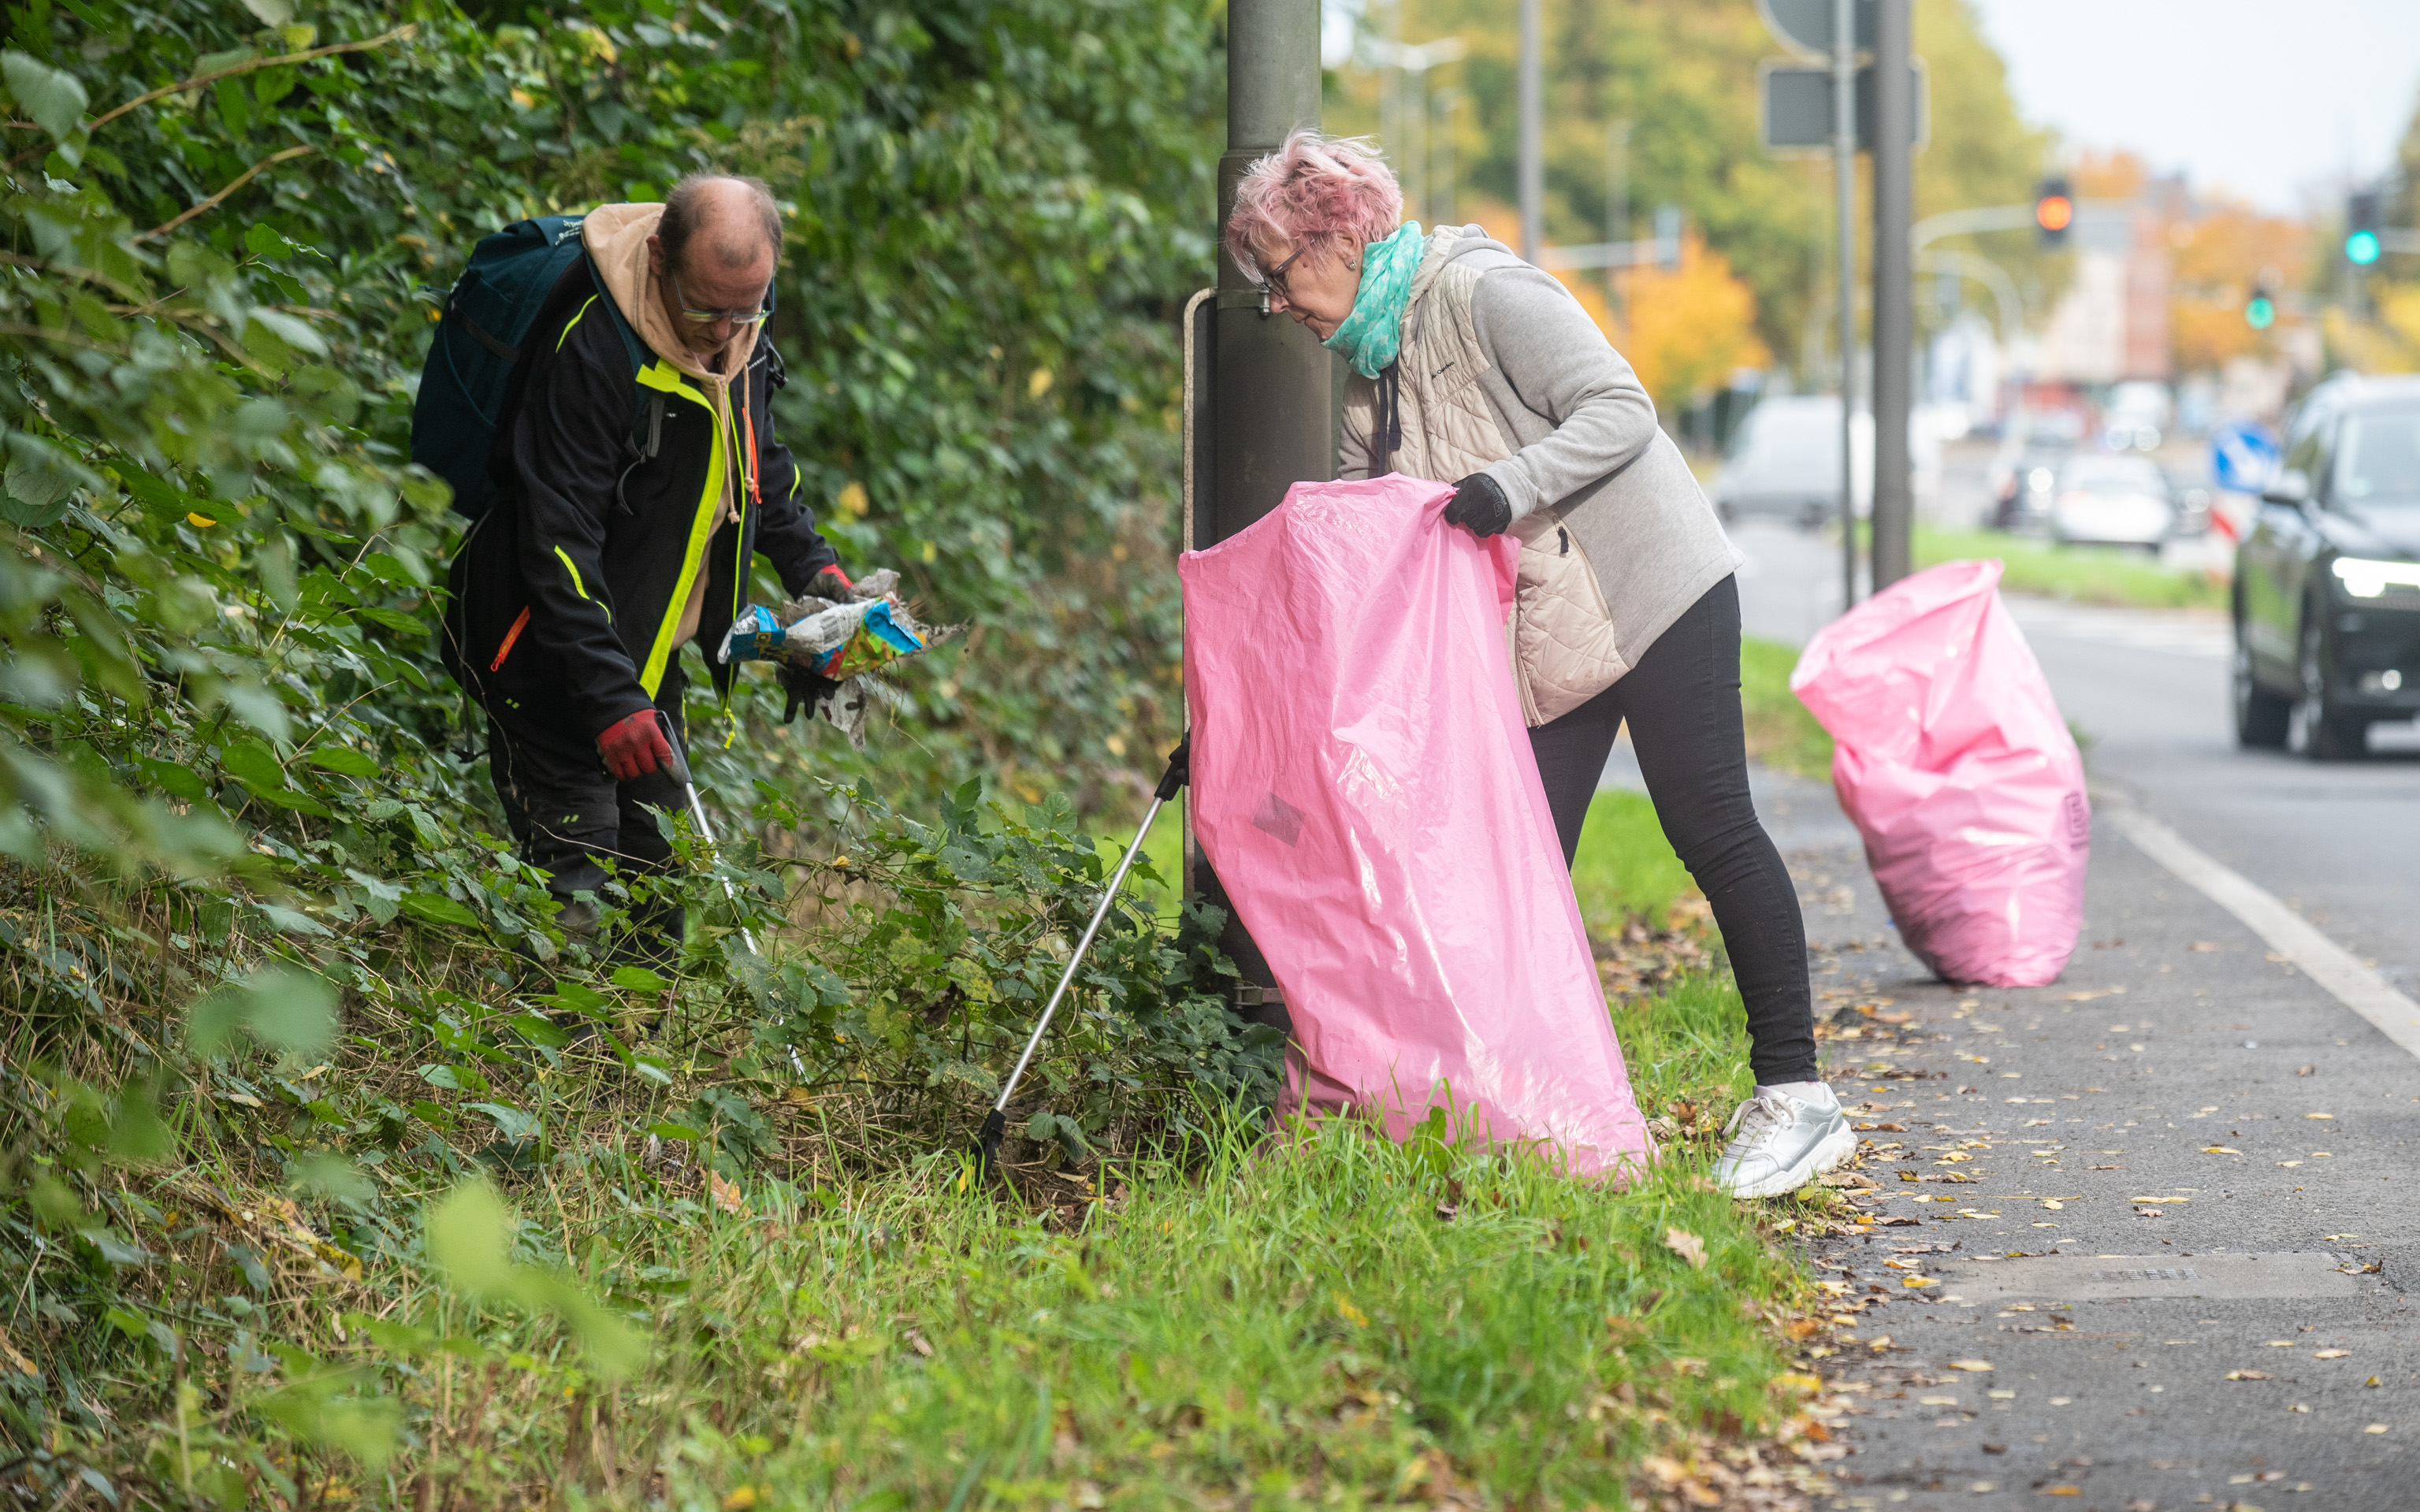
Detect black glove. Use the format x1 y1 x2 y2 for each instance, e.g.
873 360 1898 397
779 662 842 725
1444 472 1512 537
1154 734 1191 802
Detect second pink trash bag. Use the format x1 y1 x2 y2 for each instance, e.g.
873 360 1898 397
1789 559 2088 987
1180 475 1650 1178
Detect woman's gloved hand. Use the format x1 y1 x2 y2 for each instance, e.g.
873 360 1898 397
1444 472 1512 537
597 709 672 781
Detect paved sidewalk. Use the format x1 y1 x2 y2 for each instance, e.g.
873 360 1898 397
1750 765 2420 1512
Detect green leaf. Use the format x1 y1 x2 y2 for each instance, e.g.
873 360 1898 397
465 1101 541 1143
242 0 298 25
541 981 610 1014
611 965 669 994
645 1121 703 1141
220 739 288 792
425 1180 516 1299
304 746 379 778
188 967 336 1061
2 51 89 142
136 757 210 803
400 892 481 928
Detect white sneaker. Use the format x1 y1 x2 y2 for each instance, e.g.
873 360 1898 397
1710 1086 1857 1199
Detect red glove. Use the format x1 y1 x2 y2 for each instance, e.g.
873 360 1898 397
597 709 671 782
808 563 854 597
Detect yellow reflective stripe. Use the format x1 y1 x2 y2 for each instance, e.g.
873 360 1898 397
634 361 725 699
556 295 597 352
552 544 609 623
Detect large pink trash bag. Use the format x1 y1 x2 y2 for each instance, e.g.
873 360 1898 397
1180 475 1650 1177
1789 559 2089 986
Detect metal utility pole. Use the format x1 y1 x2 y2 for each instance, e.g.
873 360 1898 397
1832 0 1857 611
1605 120 1630 314
1191 0 1335 1027
1519 0 1542 262
1869 0 1913 591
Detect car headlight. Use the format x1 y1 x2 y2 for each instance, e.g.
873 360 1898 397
2332 556 2420 599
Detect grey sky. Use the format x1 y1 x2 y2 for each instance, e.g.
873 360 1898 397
1966 0 2420 214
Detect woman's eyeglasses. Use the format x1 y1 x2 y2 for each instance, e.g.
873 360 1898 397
671 272 772 326
1253 237 1319 302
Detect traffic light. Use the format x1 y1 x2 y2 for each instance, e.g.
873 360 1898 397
2347 191 2382 267
2245 283 2277 330
2034 177 2074 248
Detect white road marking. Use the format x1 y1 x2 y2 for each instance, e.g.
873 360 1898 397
2105 802 2420 1063
2004 599 2231 660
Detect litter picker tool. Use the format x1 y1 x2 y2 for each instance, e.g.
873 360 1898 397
975 736 1188 1180
653 710 757 955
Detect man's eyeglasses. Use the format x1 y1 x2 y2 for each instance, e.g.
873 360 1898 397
671 272 772 326
1251 236 1320 302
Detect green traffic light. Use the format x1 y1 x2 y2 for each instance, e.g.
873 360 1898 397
2347 228 2382 266
2246 295 2276 329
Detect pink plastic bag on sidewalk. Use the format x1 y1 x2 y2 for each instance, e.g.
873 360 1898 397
1789 559 2088 986
1180 475 1649 1177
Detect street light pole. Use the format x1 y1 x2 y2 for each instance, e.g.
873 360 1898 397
1869 0 1914 591
1519 0 1541 262
1197 0 1333 1027
1832 0 1857 611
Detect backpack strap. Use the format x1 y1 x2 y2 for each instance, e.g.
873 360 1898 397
580 248 666 465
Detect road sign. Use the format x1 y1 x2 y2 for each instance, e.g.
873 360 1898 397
1760 59 1928 154
1758 0 1874 55
2211 420 2281 494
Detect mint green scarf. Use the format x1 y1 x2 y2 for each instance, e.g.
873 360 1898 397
1322 221 1424 379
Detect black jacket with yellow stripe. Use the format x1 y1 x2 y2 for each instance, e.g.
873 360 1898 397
442 257 837 747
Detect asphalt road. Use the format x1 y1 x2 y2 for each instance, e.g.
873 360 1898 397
1637 515 2420 1510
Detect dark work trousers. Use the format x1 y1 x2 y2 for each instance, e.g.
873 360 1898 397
1527 574 1819 1086
485 674 687 967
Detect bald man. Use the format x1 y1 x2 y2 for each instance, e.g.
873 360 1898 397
444 173 845 960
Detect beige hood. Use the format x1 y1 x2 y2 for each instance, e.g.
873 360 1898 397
582 202 759 647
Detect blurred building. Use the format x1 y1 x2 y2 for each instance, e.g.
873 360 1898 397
2038 187 2177 387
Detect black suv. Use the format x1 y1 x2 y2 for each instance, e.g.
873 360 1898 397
2234 374 2420 758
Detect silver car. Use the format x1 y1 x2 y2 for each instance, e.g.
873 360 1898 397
1711 396 1872 529
2049 455 2176 550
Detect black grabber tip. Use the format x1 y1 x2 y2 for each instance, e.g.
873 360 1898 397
1153 734 1191 803
973 1107 1008 1182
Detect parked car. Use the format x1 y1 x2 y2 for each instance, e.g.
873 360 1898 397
1709 396 1872 529
2234 373 2420 759
2046 455 2176 549
1991 446 2069 533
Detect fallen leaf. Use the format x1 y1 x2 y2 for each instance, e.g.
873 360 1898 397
2042 1199 2064 1210
2189 942 2219 952
2042 1485 2080 1495
1945 1359 1993 1373
2225 1370 2272 1380
2366 1424 2389 1434
1902 1275 1938 1287
2296 1064 2315 1076
2265 1340 2296 1347
2203 1146 2241 1154
2316 1350 2351 1359
1663 1227 1707 1269
1867 1335 1894 1351
708 1168 746 1215
2307 1113 2335 1120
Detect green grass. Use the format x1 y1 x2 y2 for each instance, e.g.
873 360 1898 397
1913 525 2228 611
1739 637 1835 783
1570 789 1694 931
599 1088 1808 1510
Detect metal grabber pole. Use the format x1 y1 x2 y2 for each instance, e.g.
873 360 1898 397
974 737 1189 1180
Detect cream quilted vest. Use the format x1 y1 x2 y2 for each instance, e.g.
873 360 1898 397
1345 234 1630 726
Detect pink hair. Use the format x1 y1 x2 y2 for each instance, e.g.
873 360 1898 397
1222 128 1404 279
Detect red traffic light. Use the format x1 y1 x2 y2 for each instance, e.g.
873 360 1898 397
2035 194 2075 233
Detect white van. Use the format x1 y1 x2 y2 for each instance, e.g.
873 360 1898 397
1711 396 1873 528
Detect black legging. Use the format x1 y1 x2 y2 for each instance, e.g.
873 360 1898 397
1528 575 1818 1085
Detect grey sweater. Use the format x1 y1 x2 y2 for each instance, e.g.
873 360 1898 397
1340 228 1741 679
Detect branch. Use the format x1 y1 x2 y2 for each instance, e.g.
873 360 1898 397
0 249 149 304
6 24 419 169
133 146 318 243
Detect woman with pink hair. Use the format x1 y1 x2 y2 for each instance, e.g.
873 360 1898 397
1223 129 1847 1200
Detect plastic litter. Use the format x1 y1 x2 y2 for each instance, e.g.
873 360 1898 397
1789 558 2088 987
1180 474 1650 1179
719 567 937 745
